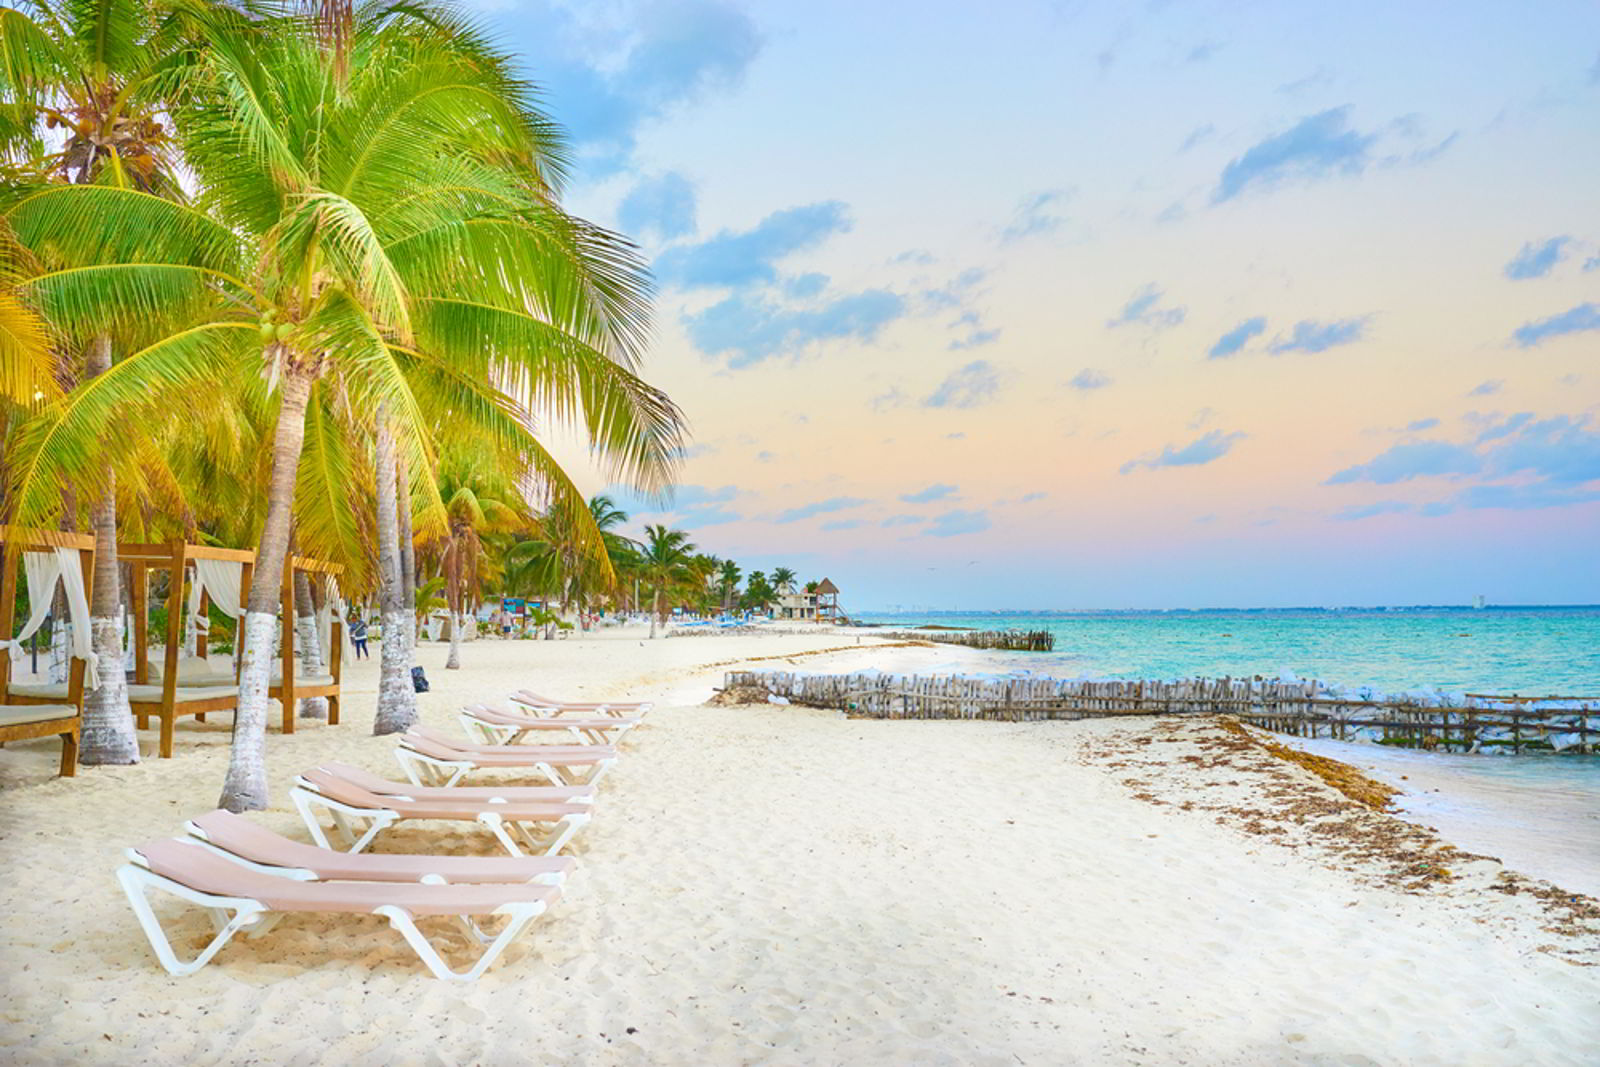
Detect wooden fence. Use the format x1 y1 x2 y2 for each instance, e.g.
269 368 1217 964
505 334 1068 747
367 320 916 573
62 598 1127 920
722 670 1599 753
881 629 1055 652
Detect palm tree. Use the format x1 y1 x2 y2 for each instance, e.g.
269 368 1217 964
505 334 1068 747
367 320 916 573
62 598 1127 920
771 566 796 592
717 558 741 612
638 524 693 639
433 456 531 669
5 9 683 809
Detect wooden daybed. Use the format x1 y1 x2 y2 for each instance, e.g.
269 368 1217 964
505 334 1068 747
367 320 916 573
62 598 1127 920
0 525 94 776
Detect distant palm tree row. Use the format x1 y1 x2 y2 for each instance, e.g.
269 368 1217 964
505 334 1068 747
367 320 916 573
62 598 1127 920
0 2 683 810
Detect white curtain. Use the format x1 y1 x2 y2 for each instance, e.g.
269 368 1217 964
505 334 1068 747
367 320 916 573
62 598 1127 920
55 547 99 688
1 550 97 686
319 577 353 652
1 551 63 665
193 559 245 620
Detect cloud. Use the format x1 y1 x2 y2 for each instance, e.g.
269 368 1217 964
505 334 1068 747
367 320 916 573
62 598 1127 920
1120 430 1245 474
1512 302 1600 347
1503 236 1570 281
783 272 828 299
924 361 1000 409
923 509 991 537
1585 255 1600 272
618 172 698 241
1179 124 1214 152
514 1 761 175
1490 415 1600 485
1001 189 1068 242
944 309 1000 350
1213 107 1378 202
1106 284 1186 330
775 497 867 524
1207 317 1267 359
1406 418 1440 431
1335 500 1411 521
657 201 850 289
1020 491 1047 503
1474 412 1533 444
1326 441 1481 484
901 484 957 504
1069 368 1111 390
1267 317 1369 355
880 514 926 527
1186 42 1221 64
870 387 908 412
1467 379 1502 397
820 519 865 531
628 482 742 528
685 289 905 367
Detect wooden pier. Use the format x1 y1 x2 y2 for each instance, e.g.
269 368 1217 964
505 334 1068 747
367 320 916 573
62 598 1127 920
883 629 1055 652
722 670 1598 753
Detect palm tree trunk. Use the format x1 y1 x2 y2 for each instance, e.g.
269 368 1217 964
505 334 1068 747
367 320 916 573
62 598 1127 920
396 449 417 665
649 587 660 639
219 361 312 812
293 569 328 719
373 412 418 735
79 339 139 765
445 610 462 668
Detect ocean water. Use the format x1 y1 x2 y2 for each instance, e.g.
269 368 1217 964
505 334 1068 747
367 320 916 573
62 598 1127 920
853 606 1600 696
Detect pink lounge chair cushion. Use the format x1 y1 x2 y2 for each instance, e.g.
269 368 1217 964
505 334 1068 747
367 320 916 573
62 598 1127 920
134 838 559 916
406 726 616 763
300 767 591 820
317 763 595 805
465 706 639 731
512 689 649 710
188 811 576 884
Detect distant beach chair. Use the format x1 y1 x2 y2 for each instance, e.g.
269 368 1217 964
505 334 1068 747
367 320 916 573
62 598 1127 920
508 688 654 718
184 809 575 885
460 703 640 746
118 836 561 980
395 726 620 789
290 765 593 856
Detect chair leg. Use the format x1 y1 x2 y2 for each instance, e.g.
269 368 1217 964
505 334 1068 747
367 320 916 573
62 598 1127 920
374 903 546 981
117 865 266 977
59 729 78 777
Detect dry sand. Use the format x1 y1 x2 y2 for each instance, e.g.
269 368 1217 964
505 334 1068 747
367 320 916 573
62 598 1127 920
1 627 1597 1066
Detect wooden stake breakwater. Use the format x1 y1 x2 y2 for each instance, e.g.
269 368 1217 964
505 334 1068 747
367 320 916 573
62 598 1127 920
882 629 1055 652
722 670 1599 753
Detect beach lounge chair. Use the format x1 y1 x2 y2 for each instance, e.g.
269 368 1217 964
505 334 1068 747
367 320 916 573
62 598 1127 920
316 761 597 806
118 837 559 980
183 809 575 885
291 766 592 856
509 688 654 718
395 726 619 789
461 703 640 746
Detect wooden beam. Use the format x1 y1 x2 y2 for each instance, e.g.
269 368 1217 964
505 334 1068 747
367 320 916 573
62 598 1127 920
131 562 148 684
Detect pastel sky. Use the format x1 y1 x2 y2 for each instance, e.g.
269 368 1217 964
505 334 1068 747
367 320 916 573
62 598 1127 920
478 0 1600 610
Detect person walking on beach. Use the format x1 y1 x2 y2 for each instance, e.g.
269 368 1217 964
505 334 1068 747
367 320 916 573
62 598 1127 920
349 614 369 659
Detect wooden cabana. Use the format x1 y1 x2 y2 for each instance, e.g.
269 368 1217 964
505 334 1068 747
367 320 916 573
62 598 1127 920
120 540 344 758
0 525 96 776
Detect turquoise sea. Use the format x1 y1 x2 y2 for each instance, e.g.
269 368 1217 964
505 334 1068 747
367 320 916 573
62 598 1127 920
852 607 1600 696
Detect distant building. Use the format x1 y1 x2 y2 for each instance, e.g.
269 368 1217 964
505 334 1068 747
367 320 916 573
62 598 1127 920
774 578 843 623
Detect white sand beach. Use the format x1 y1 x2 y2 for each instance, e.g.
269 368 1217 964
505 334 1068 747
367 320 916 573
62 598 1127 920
1 627 1597 1066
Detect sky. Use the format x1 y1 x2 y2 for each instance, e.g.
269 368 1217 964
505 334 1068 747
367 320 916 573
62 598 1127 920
474 0 1600 611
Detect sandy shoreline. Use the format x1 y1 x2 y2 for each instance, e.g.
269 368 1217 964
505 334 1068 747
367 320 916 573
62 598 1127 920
2 626 1597 1065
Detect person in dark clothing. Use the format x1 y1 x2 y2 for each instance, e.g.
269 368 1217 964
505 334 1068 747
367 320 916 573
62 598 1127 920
349 614 369 659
